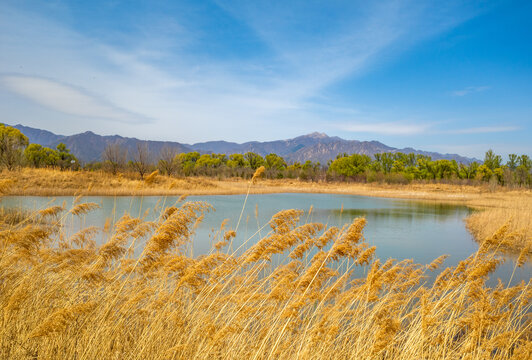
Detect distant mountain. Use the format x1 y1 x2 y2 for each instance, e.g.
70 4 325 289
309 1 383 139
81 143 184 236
11 124 190 163
55 131 191 163
9 124 478 164
13 124 65 146
189 132 344 161
190 132 476 164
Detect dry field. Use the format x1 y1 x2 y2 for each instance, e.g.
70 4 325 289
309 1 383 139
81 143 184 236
0 167 513 198
1 168 531 252
0 194 530 359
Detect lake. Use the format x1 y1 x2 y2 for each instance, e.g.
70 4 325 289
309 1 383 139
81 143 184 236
1 193 529 285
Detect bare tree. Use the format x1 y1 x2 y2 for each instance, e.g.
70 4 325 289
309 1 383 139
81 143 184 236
102 142 127 175
131 143 151 179
158 146 179 176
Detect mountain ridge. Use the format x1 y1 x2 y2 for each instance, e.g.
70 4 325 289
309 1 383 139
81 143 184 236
9 124 478 164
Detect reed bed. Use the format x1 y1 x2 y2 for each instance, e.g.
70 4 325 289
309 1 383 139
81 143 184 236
466 197 532 254
0 168 224 196
0 196 530 359
0 167 508 198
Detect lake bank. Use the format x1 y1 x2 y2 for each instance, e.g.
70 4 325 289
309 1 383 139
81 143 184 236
0 167 526 200
1 168 531 253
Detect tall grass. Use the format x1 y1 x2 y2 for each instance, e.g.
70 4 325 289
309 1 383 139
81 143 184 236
466 197 532 254
0 196 530 359
0 168 223 196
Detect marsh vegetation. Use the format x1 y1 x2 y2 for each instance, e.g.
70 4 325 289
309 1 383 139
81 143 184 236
0 194 530 359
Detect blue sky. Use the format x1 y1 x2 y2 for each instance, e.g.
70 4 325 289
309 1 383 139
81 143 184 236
0 0 531 158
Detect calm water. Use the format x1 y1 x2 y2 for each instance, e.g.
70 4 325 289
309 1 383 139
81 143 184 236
1 193 529 285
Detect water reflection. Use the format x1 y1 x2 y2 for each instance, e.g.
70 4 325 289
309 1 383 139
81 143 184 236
331 202 471 223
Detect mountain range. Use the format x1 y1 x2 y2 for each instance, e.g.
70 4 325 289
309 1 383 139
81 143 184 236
10 124 477 164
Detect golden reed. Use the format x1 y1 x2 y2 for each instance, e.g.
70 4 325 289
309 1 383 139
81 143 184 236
0 198 530 359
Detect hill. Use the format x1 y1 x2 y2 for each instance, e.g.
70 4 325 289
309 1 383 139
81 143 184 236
10 124 477 164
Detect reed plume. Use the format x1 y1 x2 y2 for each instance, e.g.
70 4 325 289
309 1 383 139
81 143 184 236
0 199 529 359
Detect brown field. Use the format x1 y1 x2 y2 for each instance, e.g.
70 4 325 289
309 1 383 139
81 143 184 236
1 168 531 252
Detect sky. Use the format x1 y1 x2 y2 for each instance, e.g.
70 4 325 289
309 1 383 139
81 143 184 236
0 0 531 159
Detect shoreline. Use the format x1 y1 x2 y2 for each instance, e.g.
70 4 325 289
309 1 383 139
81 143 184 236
2 168 531 253
0 167 497 201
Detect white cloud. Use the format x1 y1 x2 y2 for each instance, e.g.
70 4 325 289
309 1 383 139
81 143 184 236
2 75 150 123
339 122 431 135
450 126 519 134
0 1 488 142
451 86 490 97
338 122 520 137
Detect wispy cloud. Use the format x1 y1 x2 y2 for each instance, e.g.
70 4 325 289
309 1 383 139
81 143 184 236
449 126 519 134
0 1 489 142
451 86 490 97
339 122 431 135
339 122 520 136
216 1 482 99
2 75 151 123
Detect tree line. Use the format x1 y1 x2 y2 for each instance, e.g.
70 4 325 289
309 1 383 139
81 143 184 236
1 123 531 187
0 124 78 171
95 141 532 187
96 143 323 181
327 151 531 186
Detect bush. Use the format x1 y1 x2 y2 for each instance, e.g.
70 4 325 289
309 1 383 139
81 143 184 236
384 172 410 185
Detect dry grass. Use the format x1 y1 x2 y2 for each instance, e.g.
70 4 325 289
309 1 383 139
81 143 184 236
466 197 532 254
2 167 532 252
0 168 226 196
0 197 530 359
0 167 498 198
0 167 524 199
